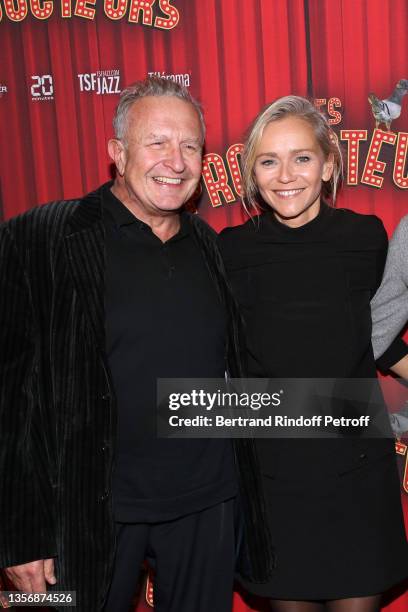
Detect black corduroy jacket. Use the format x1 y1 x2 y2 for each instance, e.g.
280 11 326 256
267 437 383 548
0 184 273 611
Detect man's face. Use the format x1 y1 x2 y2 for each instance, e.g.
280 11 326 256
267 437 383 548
111 96 203 217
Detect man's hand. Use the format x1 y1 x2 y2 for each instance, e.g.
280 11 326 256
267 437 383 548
4 558 56 592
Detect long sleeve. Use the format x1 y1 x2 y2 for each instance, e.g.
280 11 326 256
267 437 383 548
371 215 408 361
0 224 56 568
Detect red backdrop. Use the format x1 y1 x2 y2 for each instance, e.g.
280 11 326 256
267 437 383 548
1 1 408 610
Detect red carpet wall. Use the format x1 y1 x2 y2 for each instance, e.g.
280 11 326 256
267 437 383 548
1 1 408 609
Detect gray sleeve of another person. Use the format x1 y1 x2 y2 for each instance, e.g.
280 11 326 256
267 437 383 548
371 214 408 360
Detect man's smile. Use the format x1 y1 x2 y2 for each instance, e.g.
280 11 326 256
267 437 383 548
152 176 183 185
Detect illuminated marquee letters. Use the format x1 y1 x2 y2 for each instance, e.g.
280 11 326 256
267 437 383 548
3 0 28 21
202 153 236 208
74 0 96 20
0 0 180 25
30 0 53 19
314 98 343 125
104 0 127 20
226 144 243 197
393 132 408 189
396 440 408 494
340 131 368 185
361 129 397 189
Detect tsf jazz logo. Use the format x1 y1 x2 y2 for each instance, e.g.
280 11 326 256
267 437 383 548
77 70 121 95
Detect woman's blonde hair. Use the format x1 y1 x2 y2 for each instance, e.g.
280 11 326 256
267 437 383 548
242 95 343 214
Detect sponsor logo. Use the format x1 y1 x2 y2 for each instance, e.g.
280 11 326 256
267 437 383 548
0 84 7 98
77 69 121 95
30 75 54 101
148 71 190 88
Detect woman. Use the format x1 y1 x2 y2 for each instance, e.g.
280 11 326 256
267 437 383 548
218 97 408 612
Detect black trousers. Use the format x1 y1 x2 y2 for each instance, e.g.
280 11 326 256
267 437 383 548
103 498 235 612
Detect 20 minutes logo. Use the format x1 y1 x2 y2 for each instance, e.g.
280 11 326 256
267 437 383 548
31 75 54 101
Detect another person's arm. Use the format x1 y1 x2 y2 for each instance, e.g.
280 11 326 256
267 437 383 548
371 216 408 434
384 353 408 378
371 215 408 367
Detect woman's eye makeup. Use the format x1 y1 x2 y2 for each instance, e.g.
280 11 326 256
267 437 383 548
258 153 313 166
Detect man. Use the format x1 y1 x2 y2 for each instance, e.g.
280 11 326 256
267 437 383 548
0 77 273 611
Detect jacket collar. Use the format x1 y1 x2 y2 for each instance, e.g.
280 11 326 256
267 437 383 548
67 182 109 234
64 183 108 352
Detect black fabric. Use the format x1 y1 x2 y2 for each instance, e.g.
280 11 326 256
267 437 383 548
218 205 408 598
220 205 387 379
376 336 408 372
102 185 236 521
103 499 235 612
242 452 408 599
0 183 274 612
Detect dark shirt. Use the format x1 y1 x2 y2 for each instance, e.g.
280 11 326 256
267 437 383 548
218 204 395 475
219 204 387 379
103 184 237 522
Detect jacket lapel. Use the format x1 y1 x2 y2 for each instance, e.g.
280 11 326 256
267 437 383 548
64 186 106 351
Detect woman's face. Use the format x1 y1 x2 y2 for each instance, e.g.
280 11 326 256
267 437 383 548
253 116 333 227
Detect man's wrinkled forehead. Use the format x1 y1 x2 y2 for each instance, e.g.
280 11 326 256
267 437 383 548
125 95 204 144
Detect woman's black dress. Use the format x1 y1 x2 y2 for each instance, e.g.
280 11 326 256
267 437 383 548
218 205 408 599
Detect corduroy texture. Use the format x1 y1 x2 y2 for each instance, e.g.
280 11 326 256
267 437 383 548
0 184 273 611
